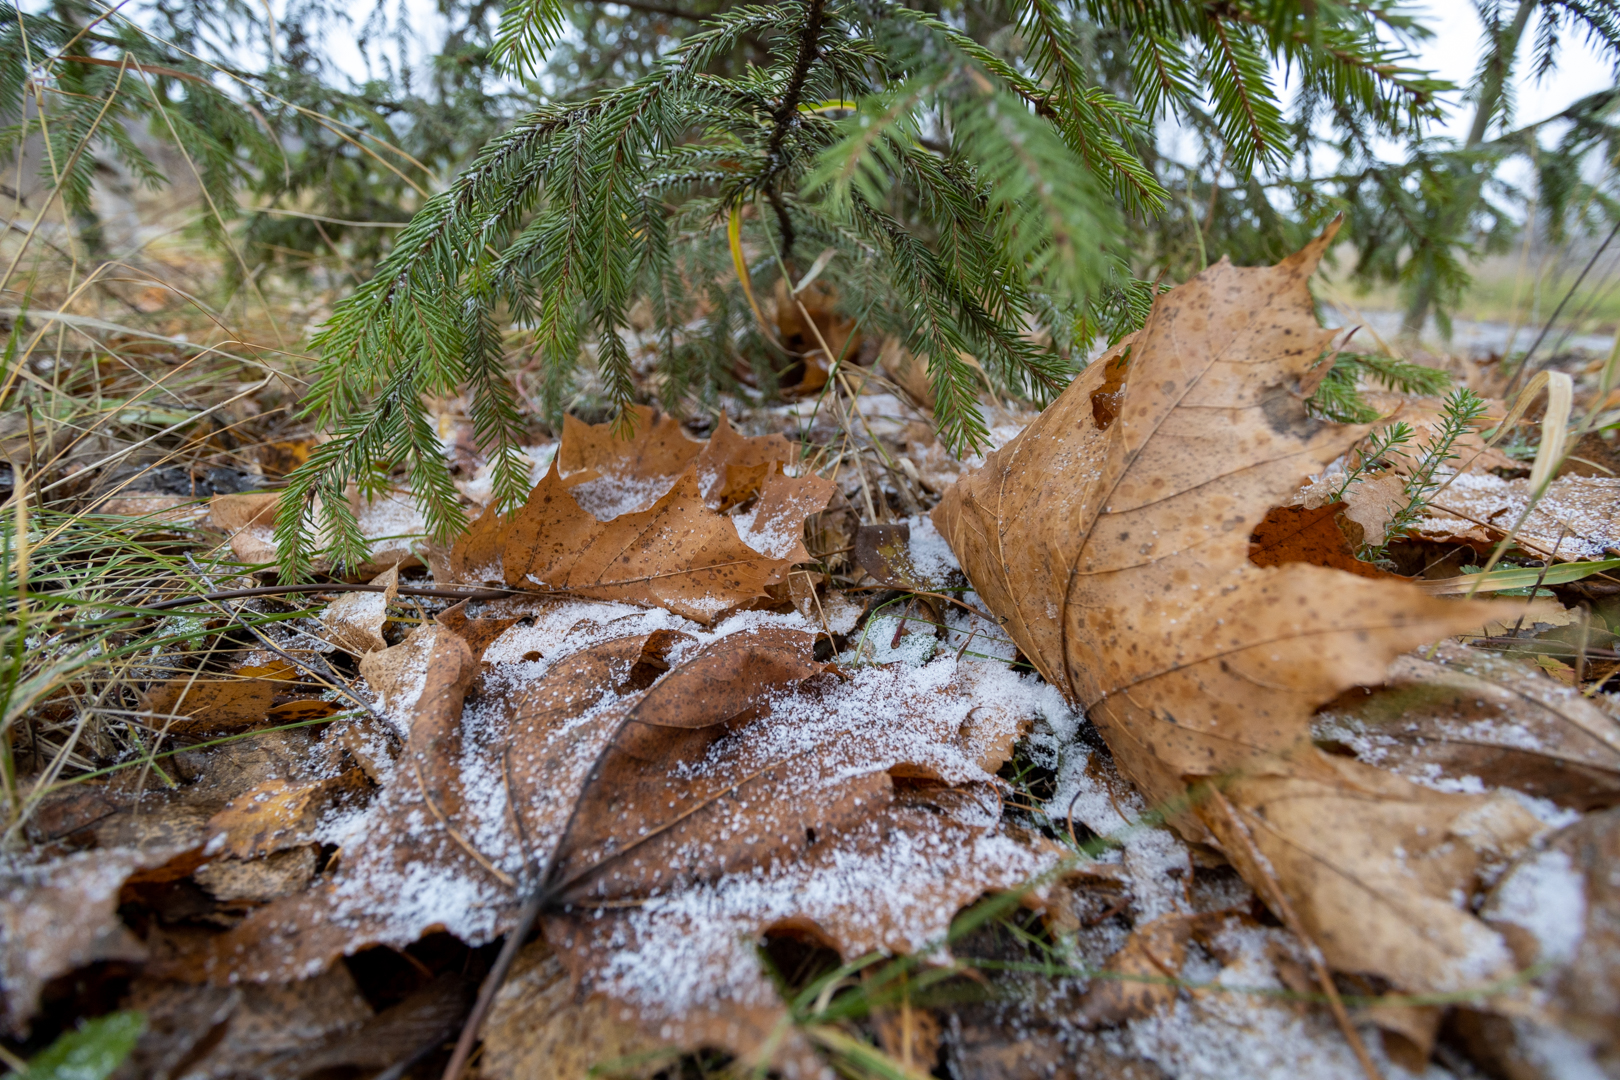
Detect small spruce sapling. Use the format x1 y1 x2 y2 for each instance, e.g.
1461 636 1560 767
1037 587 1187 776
1333 421 1415 501
1375 387 1489 555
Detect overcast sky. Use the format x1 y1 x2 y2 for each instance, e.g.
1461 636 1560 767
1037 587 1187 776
1410 0 1617 137
318 0 1617 150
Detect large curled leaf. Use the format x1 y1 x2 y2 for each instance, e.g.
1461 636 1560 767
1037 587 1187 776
933 225 1547 995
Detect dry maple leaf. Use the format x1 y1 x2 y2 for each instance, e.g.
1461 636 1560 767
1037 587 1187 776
557 406 703 520
555 406 795 517
695 412 799 510
448 409 833 623
205 770 370 859
139 677 276 736
933 225 1548 995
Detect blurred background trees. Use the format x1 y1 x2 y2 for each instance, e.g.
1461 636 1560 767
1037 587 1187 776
4 0 1619 560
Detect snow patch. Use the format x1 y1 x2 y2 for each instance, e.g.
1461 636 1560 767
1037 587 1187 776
1483 847 1588 966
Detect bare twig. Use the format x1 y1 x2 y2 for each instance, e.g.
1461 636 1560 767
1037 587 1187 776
140 582 514 612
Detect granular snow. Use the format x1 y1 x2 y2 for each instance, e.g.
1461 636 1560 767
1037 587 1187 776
330 599 1081 1029
901 513 959 585
586 825 1053 1016
1482 847 1588 966
565 472 681 521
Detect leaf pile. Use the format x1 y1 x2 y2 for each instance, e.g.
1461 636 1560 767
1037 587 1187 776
159 595 1054 1068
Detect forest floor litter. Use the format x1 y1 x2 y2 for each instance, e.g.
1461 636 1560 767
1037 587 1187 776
5 233 1620 1080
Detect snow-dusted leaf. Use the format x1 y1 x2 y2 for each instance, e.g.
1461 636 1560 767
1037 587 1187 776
320 565 400 655
694 412 799 510
1404 473 1620 559
448 411 833 624
1316 642 1620 810
188 602 1059 1069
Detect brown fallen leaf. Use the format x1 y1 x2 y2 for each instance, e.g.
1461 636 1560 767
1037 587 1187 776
265 698 344 724
205 769 369 859
1404 473 1620 559
533 626 843 904
0 849 156 1034
256 438 313 479
267 970 477 1079
1315 642 1620 811
121 964 373 1080
320 565 400 655
195 846 320 903
881 343 938 414
457 460 832 624
775 278 859 397
855 522 944 589
1358 391 1519 478
209 490 280 566
481 940 667 1080
752 473 842 568
178 606 653 985
558 406 703 520
553 407 800 519
139 676 276 736
174 727 328 809
1560 430 1620 479
555 405 695 476
358 621 443 720
193 610 1051 1070
1247 502 1393 580
1202 757 1544 995
532 630 1044 1061
933 226 1541 997
1333 470 1407 549
445 404 828 621
694 412 797 510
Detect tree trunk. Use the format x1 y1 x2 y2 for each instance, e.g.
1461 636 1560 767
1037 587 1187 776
1400 0 1538 338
